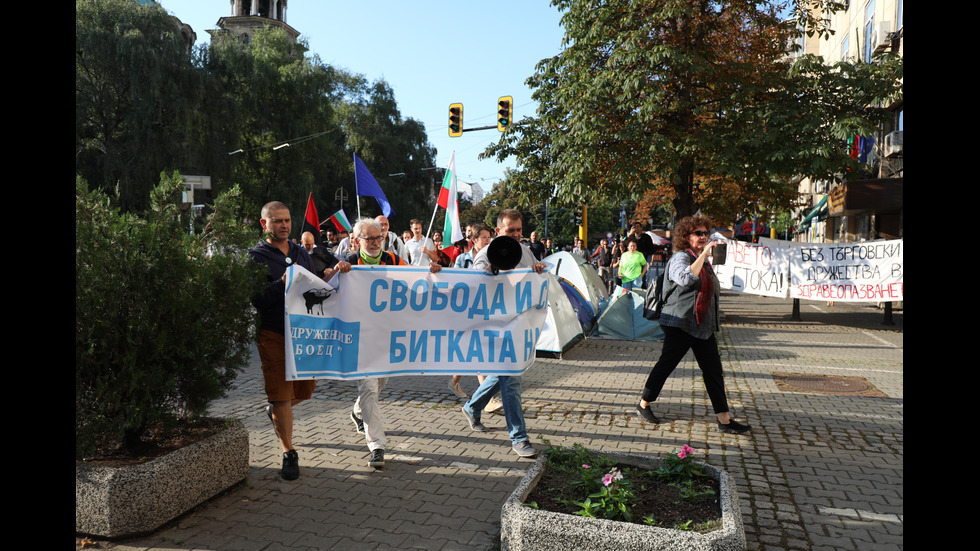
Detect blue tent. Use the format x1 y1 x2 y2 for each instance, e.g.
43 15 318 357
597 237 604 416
593 287 665 341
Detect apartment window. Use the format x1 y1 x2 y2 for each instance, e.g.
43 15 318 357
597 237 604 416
863 0 876 61
841 35 849 61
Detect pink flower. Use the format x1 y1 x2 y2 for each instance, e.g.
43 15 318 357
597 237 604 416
677 450 687 459
602 473 614 486
681 445 695 455
582 464 591 469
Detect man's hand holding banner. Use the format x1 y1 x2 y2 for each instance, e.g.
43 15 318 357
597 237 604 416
283 265 549 380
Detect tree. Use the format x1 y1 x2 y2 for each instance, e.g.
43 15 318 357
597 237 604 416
482 0 903 222
77 0 441 222
76 172 260 458
203 28 349 215
76 0 205 211
336 79 438 224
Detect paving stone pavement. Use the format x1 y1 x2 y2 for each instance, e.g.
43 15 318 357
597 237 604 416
81 292 902 551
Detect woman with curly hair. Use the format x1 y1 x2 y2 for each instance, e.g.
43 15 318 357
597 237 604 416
635 214 751 434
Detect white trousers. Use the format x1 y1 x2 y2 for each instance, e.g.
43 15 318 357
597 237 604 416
353 377 388 451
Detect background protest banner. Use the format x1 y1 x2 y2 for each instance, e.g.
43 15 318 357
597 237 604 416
783 238 903 302
713 238 790 298
283 265 550 380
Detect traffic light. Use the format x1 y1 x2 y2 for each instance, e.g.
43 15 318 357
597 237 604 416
574 206 583 226
497 96 512 131
449 103 463 137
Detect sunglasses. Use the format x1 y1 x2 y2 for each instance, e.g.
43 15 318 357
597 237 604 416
691 230 710 237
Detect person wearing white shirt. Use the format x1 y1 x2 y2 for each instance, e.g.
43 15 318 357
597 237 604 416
403 218 434 267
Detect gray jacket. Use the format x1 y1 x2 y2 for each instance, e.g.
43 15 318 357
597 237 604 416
659 250 720 338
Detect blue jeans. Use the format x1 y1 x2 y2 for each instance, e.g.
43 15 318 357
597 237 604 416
463 375 529 445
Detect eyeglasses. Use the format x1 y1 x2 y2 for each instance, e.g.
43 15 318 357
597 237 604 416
691 230 709 237
360 235 384 243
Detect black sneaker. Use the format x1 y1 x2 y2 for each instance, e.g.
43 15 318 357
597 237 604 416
718 419 752 435
369 449 385 469
350 410 365 434
635 404 660 424
281 449 299 480
461 405 487 432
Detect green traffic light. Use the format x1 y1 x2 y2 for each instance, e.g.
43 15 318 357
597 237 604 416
496 96 512 132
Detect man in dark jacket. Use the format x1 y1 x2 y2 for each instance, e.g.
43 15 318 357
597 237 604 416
301 231 340 279
249 201 351 480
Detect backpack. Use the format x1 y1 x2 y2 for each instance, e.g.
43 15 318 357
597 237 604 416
642 269 676 320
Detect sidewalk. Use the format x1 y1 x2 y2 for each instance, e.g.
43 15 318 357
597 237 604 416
87 292 902 551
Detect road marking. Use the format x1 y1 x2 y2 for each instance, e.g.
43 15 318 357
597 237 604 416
818 506 902 523
861 330 902 349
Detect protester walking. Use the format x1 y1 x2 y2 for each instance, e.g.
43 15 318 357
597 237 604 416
635 214 751 435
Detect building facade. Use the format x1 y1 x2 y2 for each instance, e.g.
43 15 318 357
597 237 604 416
794 0 904 243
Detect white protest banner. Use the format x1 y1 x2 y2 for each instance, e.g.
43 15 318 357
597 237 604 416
713 238 790 298
283 264 550 380
786 239 904 302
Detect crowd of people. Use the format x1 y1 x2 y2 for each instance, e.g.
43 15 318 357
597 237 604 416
253 203 750 481
306 218 673 293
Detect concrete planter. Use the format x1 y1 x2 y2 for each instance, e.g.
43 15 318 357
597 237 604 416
501 450 745 551
76 418 249 539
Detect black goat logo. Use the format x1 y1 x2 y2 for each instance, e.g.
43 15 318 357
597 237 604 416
302 288 334 315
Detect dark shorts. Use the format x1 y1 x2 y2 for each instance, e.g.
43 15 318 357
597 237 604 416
257 330 316 403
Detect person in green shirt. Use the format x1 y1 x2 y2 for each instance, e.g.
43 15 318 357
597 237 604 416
616 236 647 291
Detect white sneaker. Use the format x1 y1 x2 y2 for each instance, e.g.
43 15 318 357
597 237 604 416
485 396 504 413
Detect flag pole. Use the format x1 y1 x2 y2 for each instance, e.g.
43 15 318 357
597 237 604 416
424 201 439 241
353 152 361 221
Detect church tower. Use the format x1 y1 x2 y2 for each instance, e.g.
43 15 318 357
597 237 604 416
208 0 302 50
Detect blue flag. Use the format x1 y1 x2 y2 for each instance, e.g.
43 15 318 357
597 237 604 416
353 153 394 218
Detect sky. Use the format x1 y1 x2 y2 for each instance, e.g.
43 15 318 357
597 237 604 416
158 0 568 199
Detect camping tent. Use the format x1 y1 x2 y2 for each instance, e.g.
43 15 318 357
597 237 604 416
536 273 583 355
593 287 665 341
542 251 609 321
557 278 594 330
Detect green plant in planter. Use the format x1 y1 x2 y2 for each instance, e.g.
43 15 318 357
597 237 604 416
656 444 716 500
75 172 262 460
534 441 721 530
570 467 636 522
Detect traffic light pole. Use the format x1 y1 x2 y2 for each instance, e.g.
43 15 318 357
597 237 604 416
448 97 513 137
460 125 499 132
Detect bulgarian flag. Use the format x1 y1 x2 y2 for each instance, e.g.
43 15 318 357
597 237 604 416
437 152 464 248
327 209 352 233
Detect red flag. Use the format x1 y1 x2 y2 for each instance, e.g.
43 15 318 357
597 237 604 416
302 193 321 244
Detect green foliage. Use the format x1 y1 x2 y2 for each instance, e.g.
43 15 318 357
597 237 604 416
570 469 636 522
482 0 903 222
538 442 719 529
655 445 708 484
76 0 207 211
202 28 349 215
543 441 616 494
334 79 439 222
76 1 440 223
75 172 262 459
